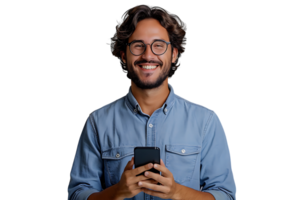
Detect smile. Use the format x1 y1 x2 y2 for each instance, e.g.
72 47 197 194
138 65 159 70
138 65 159 72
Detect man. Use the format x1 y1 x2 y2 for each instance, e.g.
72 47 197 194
68 5 236 200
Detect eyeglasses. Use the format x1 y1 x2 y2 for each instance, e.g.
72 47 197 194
126 39 171 56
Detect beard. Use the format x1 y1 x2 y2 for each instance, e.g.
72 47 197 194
126 59 172 89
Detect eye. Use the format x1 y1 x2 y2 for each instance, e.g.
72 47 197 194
153 41 165 48
133 43 145 48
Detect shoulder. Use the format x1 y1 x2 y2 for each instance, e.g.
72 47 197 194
89 96 126 120
174 94 215 117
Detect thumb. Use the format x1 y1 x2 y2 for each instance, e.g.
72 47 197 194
160 159 165 167
124 157 134 171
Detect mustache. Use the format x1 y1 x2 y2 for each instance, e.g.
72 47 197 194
134 59 163 66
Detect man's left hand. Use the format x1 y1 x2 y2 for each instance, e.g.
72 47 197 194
139 159 182 199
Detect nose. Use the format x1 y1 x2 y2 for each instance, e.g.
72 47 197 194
141 44 156 61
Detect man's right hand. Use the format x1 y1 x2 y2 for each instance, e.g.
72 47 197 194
114 157 158 199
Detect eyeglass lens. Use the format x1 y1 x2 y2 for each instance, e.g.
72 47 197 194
130 41 167 55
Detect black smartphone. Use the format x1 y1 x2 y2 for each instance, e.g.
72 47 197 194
134 147 160 176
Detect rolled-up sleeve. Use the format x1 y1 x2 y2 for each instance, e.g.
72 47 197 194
200 111 236 200
68 114 103 200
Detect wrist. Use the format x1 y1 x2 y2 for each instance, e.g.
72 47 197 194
173 183 185 200
112 183 124 200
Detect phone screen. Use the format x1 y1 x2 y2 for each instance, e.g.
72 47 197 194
134 147 160 176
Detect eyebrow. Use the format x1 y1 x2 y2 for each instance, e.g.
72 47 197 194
129 39 168 43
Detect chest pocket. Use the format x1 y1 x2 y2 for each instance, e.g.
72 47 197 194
102 146 135 185
165 144 201 184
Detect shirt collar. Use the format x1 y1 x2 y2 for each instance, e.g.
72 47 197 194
125 84 175 115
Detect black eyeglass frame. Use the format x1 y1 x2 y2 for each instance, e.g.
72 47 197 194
126 39 171 56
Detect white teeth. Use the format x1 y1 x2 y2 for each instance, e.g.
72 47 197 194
141 65 157 69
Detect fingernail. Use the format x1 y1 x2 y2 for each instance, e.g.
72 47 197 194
145 171 149 176
139 181 142 186
154 164 157 168
148 163 153 167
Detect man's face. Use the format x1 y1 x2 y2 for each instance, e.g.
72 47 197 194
121 18 178 89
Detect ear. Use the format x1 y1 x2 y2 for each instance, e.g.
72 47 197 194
171 47 178 63
121 51 126 63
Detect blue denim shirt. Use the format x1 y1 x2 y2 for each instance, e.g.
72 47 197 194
68 84 236 200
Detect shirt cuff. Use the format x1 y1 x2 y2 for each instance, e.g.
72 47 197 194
78 188 100 200
205 190 232 200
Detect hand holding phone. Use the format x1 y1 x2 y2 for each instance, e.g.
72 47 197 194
115 157 157 199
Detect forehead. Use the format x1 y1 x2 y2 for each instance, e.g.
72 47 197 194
128 18 169 43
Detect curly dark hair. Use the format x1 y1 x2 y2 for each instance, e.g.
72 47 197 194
111 5 186 78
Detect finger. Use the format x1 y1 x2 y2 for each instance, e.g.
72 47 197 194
132 174 154 185
141 179 159 184
142 188 166 199
160 159 165 167
124 157 134 172
144 171 164 185
131 178 157 190
139 183 169 194
137 181 159 191
131 162 153 176
154 161 170 177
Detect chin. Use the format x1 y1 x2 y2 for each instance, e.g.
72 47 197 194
134 79 165 89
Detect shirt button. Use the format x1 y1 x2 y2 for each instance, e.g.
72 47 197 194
149 124 153 128
134 109 137 113
116 153 120 158
164 108 167 113
181 149 185 153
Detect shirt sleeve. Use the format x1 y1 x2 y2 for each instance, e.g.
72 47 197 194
68 114 103 200
200 111 236 200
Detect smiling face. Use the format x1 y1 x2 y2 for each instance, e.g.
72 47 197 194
121 18 178 89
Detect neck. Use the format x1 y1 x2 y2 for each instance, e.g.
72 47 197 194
131 79 170 116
